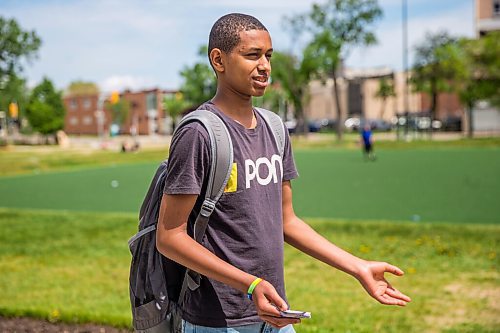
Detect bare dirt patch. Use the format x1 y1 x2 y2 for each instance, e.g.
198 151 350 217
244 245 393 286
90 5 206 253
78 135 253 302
0 317 132 333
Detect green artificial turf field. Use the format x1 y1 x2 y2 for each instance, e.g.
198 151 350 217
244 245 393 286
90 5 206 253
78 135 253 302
0 147 499 223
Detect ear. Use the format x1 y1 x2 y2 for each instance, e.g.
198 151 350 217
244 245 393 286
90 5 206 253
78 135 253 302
209 48 225 74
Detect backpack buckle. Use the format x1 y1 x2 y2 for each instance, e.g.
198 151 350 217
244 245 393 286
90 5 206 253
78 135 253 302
200 199 216 217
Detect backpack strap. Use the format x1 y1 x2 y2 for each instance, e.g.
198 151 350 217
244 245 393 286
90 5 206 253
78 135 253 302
254 107 286 157
173 110 233 306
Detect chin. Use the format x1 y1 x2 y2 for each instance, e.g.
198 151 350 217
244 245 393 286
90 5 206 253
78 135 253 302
252 89 266 97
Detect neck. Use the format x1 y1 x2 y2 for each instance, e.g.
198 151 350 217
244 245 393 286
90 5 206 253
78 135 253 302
212 85 256 129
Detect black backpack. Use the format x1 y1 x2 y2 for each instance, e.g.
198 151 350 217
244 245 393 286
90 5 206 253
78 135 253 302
128 108 285 332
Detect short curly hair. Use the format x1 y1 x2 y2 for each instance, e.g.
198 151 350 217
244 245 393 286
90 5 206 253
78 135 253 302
208 13 268 57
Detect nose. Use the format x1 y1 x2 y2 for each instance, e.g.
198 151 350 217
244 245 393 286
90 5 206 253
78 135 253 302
257 55 271 73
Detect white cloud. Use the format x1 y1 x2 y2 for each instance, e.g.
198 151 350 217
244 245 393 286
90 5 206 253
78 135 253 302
346 2 474 70
1 0 476 91
99 75 157 93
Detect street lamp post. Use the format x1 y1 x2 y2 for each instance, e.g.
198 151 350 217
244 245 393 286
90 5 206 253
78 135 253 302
402 0 410 138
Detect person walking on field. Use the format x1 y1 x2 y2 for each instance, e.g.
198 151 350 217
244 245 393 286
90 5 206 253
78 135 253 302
156 13 411 333
361 123 376 161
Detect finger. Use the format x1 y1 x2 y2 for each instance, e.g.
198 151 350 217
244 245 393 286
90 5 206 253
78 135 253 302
386 287 412 303
378 293 408 306
261 290 288 313
385 263 404 276
258 301 282 317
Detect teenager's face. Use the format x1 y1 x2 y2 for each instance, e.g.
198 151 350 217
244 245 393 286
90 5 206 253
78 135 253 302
222 29 273 97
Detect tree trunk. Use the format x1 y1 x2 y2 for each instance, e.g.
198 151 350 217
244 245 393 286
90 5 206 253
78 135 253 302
332 71 343 141
294 101 308 135
380 97 386 119
467 102 474 138
430 80 438 138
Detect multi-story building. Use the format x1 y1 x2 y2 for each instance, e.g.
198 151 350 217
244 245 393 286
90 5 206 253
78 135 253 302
471 0 500 133
476 0 500 36
63 88 178 136
63 94 107 136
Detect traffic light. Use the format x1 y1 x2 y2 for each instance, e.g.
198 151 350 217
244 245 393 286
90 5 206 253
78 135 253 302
110 91 120 104
9 102 18 118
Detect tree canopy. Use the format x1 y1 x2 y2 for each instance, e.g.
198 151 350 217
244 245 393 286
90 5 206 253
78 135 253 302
0 16 42 81
179 46 216 108
25 78 65 135
411 31 457 119
66 81 99 96
282 0 383 138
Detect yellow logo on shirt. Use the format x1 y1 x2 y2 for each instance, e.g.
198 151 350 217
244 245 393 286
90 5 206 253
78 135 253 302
224 163 238 193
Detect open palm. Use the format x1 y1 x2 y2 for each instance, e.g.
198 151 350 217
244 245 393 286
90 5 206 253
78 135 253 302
357 261 411 306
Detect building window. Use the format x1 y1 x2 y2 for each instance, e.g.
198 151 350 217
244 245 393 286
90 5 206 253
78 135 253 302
83 98 92 110
495 0 500 15
83 116 92 125
69 117 78 125
70 99 78 110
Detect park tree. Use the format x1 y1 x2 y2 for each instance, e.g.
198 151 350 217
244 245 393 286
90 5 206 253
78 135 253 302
25 77 65 135
270 50 318 133
0 16 42 81
163 92 190 133
67 81 99 96
106 91 129 127
411 31 457 122
375 77 396 119
443 32 500 138
179 46 217 108
286 0 383 140
0 74 28 119
0 17 42 125
252 83 288 117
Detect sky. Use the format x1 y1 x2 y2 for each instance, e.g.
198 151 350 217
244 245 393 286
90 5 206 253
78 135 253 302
1 0 475 93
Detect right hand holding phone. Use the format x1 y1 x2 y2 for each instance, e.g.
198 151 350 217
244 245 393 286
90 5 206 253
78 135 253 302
252 279 301 328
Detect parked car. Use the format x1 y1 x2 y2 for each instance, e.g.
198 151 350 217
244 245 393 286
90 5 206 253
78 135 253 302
344 117 361 132
441 116 462 132
369 119 393 131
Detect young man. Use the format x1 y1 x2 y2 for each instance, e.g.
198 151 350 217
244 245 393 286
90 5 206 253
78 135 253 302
156 13 410 332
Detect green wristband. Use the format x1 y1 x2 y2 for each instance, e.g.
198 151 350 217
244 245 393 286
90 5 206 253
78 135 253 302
247 278 263 300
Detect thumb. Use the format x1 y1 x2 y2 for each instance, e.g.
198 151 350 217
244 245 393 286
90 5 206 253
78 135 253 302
386 263 404 276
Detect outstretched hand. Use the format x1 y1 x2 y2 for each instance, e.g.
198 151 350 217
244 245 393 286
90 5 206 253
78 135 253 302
252 280 300 328
356 261 411 306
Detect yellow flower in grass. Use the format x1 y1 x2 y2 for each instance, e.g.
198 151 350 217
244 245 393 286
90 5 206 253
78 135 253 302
49 309 60 323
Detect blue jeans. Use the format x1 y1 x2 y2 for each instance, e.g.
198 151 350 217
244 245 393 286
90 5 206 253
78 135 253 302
182 320 296 333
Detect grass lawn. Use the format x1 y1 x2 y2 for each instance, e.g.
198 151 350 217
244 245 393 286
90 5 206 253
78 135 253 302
0 208 498 333
1 147 499 223
0 139 499 332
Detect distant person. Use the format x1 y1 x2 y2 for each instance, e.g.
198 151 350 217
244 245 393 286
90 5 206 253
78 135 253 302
156 13 410 332
361 123 376 161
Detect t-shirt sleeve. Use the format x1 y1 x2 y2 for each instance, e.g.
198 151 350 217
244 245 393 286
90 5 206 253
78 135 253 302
282 123 299 181
163 122 210 195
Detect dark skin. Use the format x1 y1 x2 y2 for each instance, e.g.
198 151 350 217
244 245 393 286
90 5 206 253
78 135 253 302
156 29 411 329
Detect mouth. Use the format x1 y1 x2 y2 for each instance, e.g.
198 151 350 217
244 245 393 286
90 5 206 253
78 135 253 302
252 76 268 88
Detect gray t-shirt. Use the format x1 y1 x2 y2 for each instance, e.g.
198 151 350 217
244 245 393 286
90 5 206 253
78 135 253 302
163 102 298 327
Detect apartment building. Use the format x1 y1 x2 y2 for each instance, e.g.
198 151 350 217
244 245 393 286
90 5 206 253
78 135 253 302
306 68 424 124
63 88 176 136
63 94 107 136
472 0 500 132
476 0 500 36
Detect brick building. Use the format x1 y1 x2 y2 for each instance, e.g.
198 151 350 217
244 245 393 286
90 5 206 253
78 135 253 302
63 94 106 136
63 88 177 136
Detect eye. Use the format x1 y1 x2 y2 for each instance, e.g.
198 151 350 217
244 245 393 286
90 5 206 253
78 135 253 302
266 53 272 59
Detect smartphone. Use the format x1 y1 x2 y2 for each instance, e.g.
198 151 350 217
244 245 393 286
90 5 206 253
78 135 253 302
279 310 311 319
